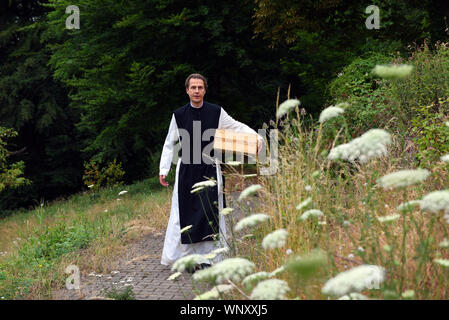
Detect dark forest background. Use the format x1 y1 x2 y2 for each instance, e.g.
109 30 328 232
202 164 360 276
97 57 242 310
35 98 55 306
1 0 449 212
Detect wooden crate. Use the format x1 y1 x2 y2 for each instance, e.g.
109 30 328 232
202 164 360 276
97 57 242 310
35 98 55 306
213 129 258 156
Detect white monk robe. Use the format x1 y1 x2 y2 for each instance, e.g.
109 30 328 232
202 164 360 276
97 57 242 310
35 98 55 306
159 103 263 266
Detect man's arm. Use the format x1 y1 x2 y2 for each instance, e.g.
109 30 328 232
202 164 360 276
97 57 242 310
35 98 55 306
159 114 178 186
218 107 264 153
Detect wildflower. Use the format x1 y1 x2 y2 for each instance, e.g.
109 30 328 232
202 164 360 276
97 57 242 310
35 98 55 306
328 129 391 164
357 246 365 252
441 154 449 163
383 244 392 252
296 197 312 211
305 185 312 192
348 254 354 259
401 290 415 299
343 220 351 227
192 179 217 189
276 99 300 118
377 169 430 189
322 265 385 297
319 106 345 123
191 187 205 194
438 238 449 248
397 200 421 213
238 184 262 201
193 258 255 284
312 170 320 178
250 279 290 300
171 254 209 273
104 209 108 213
286 249 293 255
88 184 94 188
118 190 128 195
376 214 400 223
180 225 193 234
262 229 288 250
372 64 413 80
194 285 233 300
220 208 234 216
338 293 369 300
234 214 269 232
298 209 324 221
286 250 327 279
243 174 258 178
269 266 286 277
242 272 271 290
420 190 449 214
434 259 449 267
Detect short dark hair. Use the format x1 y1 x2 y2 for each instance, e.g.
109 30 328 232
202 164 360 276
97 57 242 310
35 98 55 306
185 73 208 90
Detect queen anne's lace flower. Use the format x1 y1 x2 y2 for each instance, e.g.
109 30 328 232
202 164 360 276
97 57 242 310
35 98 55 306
250 279 290 300
372 64 413 80
420 190 449 214
319 106 345 123
180 225 192 234
192 179 217 189
171 254 209 273
441 154 449 163
434 259 449 267
194 285 234 300
220 208 234 216
242 272 271 290
193 258 255 284
397 200 421 213
377 169 430 189
376 214 400 223
276 99 300 118
225 161 242 166
338 292 369 300
438 238 449 248
238 184 262 201
234 214 269 232
296 197 312 211
269 266 286 277
262 229 288 250
322 265 385 297
328 129 391 164
299 209 324 221
118 190 128 195
167 272 182 281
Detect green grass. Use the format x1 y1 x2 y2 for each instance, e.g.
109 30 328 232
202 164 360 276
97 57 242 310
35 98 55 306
0 176 171 299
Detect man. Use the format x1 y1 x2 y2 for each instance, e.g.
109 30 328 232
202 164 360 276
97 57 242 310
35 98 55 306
159 73 263 268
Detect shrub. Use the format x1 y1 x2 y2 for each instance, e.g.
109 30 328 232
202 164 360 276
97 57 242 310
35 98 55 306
82 158 125 191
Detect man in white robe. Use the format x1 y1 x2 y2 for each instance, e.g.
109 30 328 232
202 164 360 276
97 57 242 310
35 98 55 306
159 73 263 267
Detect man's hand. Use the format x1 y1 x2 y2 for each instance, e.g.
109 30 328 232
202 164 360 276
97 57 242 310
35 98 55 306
160 175 169 187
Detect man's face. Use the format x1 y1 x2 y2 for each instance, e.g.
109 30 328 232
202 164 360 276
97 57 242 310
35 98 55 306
186 78 206 106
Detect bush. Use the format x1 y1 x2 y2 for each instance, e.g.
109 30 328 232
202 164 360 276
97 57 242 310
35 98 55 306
82 158 125 192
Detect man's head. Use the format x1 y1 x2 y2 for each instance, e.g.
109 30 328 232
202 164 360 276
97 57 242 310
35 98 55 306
185 73 207 107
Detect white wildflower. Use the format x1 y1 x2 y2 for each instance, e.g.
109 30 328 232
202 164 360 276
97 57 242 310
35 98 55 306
372 64 413 80
242 272 271 290
88 184 94 188
305 185 312 192
220 208 234 216
167 272 182 281
338 292 369 300
243 174 258 178
401 290 415 299
296 197 312 211
104 209 108 213
397 200 421 213
194 285 233 300
118 190 128 196
299 209 324 221
434 259 449 267
420 190 449 214
238 184 262 201
192 179 217 189
262 229 288 250
276 99 300 118
286 249 293 255
171 254 209 273
269 266 286 277
348 254 354 259
322 265 385 297
441 154 449 163
191 186 205 194
180 225 193 234
438 238 449 248
328 129 391 164
377 169 430 189
234 214 269 232
250 279 290 300
211 247 229 255
376 214 400 223
319 106 345 123
357 246 365 252
193 258 255 284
